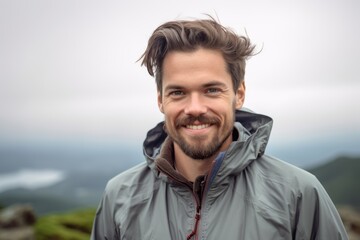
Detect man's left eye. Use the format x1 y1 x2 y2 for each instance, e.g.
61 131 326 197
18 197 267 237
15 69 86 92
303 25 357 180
206 88 221 94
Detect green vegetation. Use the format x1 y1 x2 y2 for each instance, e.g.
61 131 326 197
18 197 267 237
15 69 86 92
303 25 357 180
307 155 360 210
34 208 96 240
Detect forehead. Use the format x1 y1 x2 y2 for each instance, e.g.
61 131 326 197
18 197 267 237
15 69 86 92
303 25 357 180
162 48 231 89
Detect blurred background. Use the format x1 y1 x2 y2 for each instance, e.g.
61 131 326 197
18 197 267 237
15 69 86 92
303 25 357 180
0 0 359 239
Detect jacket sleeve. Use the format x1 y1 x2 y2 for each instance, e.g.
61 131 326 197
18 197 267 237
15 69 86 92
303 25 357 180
91 188 120 240
293 175 348 240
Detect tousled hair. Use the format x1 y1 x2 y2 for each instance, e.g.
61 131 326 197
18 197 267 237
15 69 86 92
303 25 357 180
139 16 256 93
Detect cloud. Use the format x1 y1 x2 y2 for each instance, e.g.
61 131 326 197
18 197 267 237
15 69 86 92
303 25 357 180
0 169 65 193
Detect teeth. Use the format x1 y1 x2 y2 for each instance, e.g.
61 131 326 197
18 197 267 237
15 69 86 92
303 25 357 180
186 124 210 130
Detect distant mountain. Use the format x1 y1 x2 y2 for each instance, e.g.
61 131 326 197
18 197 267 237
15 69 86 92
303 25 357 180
0 141 143 174
0 170 108 215
307 155 360 210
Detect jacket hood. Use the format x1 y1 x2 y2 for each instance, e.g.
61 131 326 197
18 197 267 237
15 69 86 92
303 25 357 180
143 109 273 183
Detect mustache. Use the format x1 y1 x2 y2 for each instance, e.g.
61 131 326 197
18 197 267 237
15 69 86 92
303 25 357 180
175 115 220 128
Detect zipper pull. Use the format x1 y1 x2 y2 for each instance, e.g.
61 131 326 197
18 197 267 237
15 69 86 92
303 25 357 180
186 206 201 240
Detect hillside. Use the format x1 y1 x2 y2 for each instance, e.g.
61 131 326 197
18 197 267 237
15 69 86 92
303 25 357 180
307 155 360 210
35 208 96 240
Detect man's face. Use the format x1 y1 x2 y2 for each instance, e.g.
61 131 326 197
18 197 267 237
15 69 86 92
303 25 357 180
158 48 245 160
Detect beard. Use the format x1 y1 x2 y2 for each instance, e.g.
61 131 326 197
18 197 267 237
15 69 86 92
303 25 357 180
165 114 234 160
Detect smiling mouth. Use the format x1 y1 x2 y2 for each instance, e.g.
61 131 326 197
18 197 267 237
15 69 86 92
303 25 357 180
185 124 211 130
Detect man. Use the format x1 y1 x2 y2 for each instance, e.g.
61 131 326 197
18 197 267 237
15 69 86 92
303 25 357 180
91 17 348 239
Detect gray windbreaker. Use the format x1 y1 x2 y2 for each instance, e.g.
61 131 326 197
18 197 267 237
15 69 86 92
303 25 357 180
91 110 348 239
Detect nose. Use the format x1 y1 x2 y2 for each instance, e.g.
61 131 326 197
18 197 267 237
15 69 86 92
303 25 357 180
184 93 207 116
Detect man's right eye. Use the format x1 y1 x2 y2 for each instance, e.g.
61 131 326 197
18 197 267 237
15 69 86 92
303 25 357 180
170 90 184 96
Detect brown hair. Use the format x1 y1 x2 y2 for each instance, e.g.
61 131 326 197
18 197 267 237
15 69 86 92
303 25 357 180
139 16 256 93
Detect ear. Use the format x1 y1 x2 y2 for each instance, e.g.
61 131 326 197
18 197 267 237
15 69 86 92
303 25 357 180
235 81 246 109
157 91 164 113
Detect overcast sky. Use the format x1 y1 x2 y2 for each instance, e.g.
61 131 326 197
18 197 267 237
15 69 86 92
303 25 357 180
1 0 359 159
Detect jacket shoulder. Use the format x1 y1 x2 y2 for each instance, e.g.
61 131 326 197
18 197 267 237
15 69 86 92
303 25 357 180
249 154 328 211
91 163 160 239
104 162 157 197
256 154 320 190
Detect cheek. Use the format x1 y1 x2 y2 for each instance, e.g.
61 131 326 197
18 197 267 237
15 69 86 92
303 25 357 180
211 99 236 114
163 108 178 124
163 102 184 117
215 101 236 123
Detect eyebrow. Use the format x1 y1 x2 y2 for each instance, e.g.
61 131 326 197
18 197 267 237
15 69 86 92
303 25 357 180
202 81 228 89
163 84 184 93
164 81 228 92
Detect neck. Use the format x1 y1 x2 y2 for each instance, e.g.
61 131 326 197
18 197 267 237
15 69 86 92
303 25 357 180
173 144 215 182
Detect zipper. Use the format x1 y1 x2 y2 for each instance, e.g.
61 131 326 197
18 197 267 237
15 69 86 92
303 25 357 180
155 152 225 240
187 152 226 240
155 162 201 239
186 176 206 240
